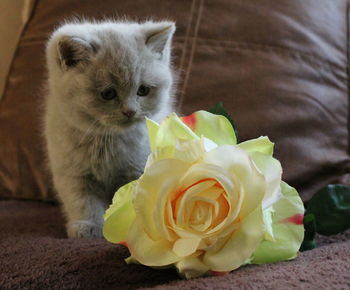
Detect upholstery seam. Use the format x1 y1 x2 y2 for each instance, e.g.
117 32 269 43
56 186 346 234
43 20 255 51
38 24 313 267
177 0 196 83
177 0 204 111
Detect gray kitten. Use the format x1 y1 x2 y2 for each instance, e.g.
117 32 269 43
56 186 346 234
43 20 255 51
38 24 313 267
44 20 176 238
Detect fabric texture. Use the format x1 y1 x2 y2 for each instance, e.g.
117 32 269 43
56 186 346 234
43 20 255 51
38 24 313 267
0 0 349 201
0 200 349 289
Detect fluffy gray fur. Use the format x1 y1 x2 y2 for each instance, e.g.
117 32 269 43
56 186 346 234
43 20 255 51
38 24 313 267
44 20 176 238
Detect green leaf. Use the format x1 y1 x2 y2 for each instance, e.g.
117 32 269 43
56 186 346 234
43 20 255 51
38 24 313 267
306 184 350 236
208 102 239 143
300 213 317 251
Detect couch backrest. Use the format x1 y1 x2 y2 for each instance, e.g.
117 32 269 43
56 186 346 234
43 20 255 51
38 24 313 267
0 0 349 201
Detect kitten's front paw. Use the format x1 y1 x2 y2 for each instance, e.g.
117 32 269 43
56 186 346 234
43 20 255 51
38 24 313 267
67 220 102 238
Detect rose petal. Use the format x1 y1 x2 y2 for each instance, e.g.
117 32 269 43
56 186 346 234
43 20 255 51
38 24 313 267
177 162 244 236
153 113 199 150
189 201 213 232
179 164 239 220
249 151 283 209
173 237 202 257
178 163 236 203
207 185 242 236
262 206 275 241
238 136 274 156
182 111 237 146
134 159 191 240
145 139 206 169
252 181 305 264
202 145 266 217
145 117 160 152
209 193 230 232
202 137 218 152
174 139 206 164
145 146 175 168
176 255 210 279
154 181 178 241
203 205 264 271
128 221 181 266
175 179 217 225
198 185 224 200
103 181 137 243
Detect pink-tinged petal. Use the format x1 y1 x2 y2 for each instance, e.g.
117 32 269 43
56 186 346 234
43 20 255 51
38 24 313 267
280 214 304 225
181 113 197 131
252 182 304 264
181 111 237 145
211 271 229 276
118 241 128 247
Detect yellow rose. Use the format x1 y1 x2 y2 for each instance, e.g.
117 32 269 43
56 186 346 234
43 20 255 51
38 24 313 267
103 112 304 279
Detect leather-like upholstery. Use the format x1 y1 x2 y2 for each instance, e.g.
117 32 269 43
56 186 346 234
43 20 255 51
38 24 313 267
0 0 349 201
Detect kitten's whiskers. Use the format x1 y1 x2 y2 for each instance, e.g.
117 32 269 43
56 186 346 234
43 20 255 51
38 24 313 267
77 119 100 147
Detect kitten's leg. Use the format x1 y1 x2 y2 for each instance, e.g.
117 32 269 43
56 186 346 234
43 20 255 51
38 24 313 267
54 175 107 238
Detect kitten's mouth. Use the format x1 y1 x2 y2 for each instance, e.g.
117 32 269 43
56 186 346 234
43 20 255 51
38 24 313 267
119 119 135 127
101 117 141 130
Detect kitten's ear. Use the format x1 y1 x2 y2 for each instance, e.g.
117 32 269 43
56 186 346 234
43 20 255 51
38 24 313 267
57 36 97 68
144 22 175 60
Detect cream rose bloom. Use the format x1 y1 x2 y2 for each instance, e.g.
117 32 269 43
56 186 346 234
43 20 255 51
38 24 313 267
103 111 304 279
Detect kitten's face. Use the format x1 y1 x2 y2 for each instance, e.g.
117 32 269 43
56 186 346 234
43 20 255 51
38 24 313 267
47 22 175 133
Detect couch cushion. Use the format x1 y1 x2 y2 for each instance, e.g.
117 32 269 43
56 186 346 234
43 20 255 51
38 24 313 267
1 200 350 289
0 0 349 201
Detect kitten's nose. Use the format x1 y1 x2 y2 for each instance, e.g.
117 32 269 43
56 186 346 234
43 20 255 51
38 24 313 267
122 108 136 119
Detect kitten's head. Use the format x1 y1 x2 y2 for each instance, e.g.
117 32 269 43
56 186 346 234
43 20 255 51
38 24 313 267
46 20 175 133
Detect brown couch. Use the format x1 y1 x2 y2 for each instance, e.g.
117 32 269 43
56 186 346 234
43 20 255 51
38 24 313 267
1 0 350 289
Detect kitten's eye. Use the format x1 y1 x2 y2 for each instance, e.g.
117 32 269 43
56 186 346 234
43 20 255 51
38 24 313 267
101 88 117 100
137 85 151 97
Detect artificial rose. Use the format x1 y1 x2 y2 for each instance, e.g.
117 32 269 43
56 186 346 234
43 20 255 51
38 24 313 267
103 111 304 279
